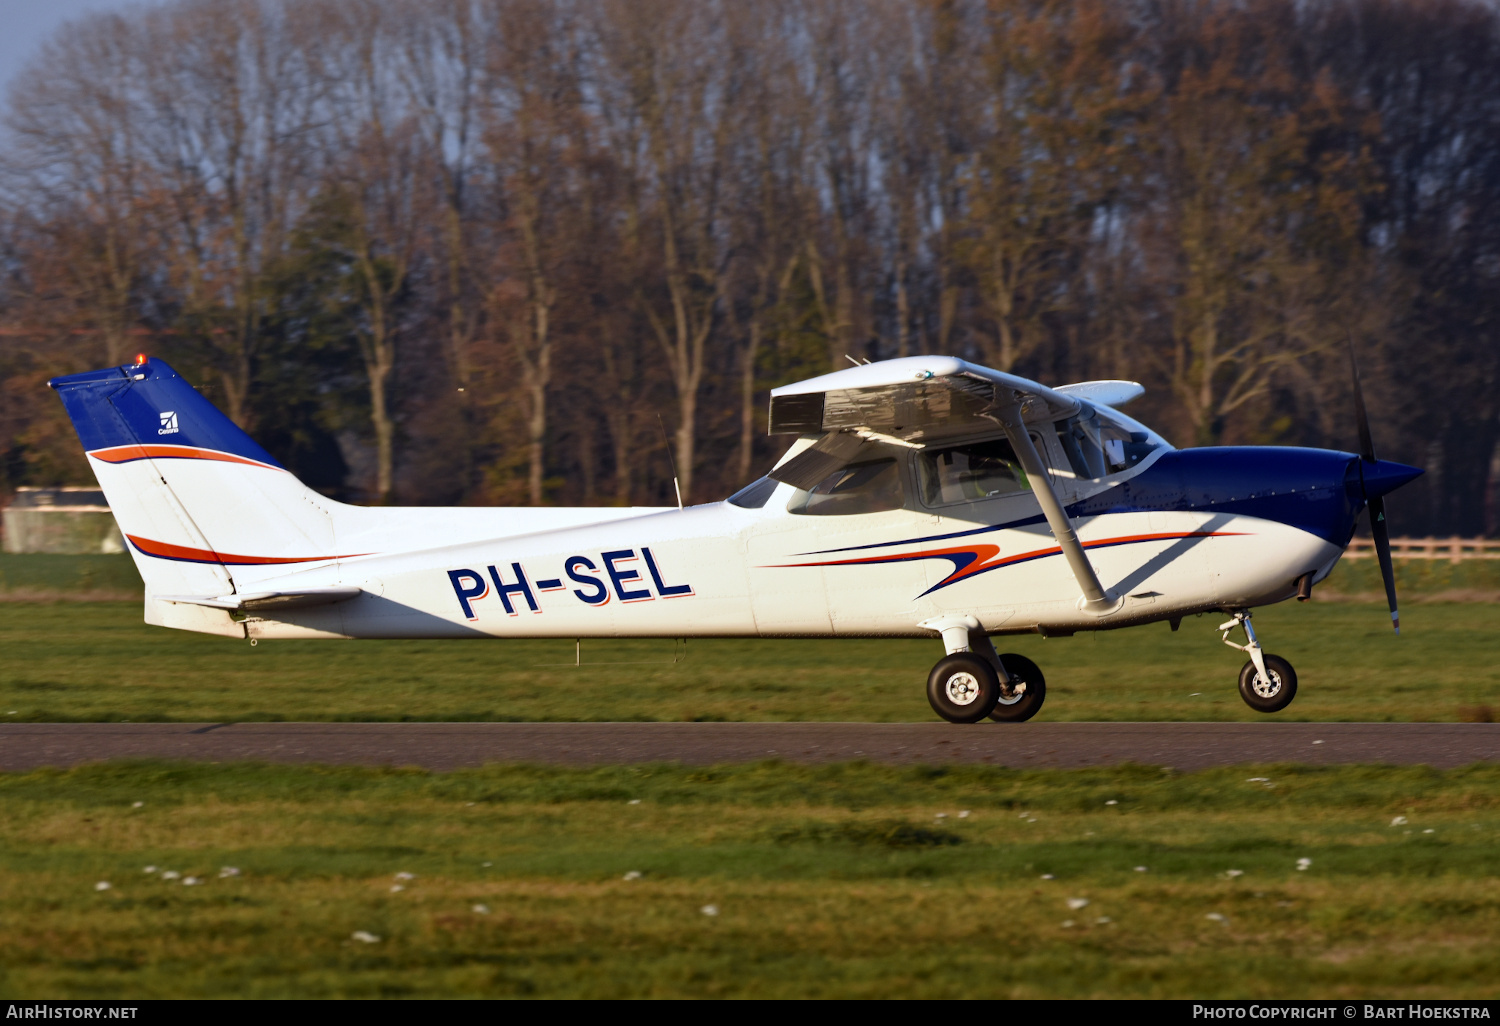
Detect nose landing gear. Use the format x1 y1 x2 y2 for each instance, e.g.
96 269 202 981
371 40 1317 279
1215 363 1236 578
1220 611 1298 713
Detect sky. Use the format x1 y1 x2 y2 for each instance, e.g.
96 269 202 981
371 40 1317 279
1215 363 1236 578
0 0 134 98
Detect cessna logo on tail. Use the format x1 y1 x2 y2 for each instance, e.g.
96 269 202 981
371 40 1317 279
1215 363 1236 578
157 411 179 435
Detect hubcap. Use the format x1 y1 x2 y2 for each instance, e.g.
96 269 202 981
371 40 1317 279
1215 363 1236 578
1252 670 1282 699
945 671 982 706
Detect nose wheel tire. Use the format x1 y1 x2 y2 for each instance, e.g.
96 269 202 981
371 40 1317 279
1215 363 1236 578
989 653 1046 722
927 653 1000 723
1237 654 1298 713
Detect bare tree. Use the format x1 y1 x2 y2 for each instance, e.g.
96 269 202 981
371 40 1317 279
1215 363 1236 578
596 0 736 503
1140 8 1370 444
319 0 428 503
394 0 488 394
4 0 1497 531
132 0 326 427
724 1 807 482
482 0 587 505
393 0 494 502
3 13 149 369
799 1 885 371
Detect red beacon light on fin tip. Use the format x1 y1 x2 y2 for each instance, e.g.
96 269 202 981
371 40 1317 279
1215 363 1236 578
135 353 148 366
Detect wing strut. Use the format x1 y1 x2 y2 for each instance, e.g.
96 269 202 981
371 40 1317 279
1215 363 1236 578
997 398 1121 616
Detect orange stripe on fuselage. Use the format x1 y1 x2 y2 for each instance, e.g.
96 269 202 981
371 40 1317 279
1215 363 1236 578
770 529 1248 592
90 444 280 470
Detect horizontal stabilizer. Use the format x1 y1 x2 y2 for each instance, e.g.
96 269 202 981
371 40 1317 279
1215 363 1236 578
159 586 362 612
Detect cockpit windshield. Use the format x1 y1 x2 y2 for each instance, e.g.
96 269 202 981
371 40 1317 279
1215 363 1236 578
1055 404 1163 480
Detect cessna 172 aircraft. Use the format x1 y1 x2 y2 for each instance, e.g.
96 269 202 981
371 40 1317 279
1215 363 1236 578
51 353 1420 723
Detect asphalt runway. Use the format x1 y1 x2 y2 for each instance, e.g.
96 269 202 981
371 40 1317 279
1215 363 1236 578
1 721 1497 772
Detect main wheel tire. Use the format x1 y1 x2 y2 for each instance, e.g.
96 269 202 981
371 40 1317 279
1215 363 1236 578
1238 653 1298 713
988 653 1047 722
927 653 1000 723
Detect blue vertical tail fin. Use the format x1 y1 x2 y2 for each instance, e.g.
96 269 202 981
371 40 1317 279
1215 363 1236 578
51 359 342 635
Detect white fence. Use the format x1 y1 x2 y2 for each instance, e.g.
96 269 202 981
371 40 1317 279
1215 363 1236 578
1344 537 1500 563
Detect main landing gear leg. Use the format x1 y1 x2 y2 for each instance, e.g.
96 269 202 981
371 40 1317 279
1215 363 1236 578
921 618 1047 724
924 619 999 724
970 630 1047 722
1220 611 1298 713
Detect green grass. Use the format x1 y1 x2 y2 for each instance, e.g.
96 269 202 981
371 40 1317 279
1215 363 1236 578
0 553 142 599
1 600 1496 723
1323 556 1500 599
1 760 1498 998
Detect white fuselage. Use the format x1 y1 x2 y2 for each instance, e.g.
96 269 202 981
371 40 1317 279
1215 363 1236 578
102 437 1340 643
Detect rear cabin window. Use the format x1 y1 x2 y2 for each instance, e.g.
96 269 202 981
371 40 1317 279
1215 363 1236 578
1055 406 1157 479
917 439 1031 506
787 459 905 516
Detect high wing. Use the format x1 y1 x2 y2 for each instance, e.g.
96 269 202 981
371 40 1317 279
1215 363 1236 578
768 356 1081 443
768 356 1128 615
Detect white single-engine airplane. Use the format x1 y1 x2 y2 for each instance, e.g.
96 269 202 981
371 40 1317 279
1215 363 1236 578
51 353 1419 723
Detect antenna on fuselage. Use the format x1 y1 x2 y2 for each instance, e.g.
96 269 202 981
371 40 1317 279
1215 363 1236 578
657 413 683 511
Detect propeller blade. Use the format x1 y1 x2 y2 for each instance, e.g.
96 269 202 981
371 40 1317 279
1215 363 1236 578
1349 334 1400 633
1368 495 1400 634
1348 337 1377 462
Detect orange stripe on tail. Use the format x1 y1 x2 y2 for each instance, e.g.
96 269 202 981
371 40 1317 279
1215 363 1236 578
90 444 281 470
126 535 369 566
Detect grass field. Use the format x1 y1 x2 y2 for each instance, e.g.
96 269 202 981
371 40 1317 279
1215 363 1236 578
1 759 1497 998
0 599 1496 723
1320 555 1500 601
3 557 1497 999
0 554 142 601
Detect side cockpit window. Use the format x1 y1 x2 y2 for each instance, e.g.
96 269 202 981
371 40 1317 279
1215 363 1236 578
917 438 1031 506
1056 405 1160 480
788 458 905 516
